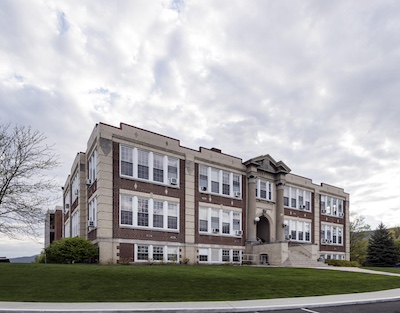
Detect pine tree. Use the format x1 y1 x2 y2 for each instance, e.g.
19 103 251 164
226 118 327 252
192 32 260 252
366 223 397 267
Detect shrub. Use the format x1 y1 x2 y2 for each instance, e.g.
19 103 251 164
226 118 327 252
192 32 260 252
44 237 98 264
325 259 360 267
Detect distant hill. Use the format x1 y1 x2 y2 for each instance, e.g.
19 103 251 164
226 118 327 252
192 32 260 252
10 255 38 263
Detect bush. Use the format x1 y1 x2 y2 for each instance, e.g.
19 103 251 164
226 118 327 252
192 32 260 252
325 259 360 267
44 237 98 264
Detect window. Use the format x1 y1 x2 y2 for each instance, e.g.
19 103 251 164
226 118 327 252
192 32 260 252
71 210 79 237
257 179 273 201
321 195 345 217
199 207 242 236
222 250 230 262
321 223 343 245
88 197 97 227
153 246 164 261
64 220 70 238
167 246 178 261
199 207 208 232
137 245 149 261
222 211 230 234
120 195 133 225
222 172 230 195
211 209 219 232
88 150 97 182
71 173 79 203
153 154 164 182
285 219 312 243
137 150 149 179
199 165 242 198
120 194 179 231
121 146 133 176
168 203 178 229
284 186 312 211
153 200 164 228
198 248 242 263
137 198 149 227
64 191 70 214
211 168 220 193
120 145 179 186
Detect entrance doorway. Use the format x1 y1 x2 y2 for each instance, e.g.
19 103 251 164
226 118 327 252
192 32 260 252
256 216 270 243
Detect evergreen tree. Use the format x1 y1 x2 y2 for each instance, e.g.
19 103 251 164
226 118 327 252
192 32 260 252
366 223 397 267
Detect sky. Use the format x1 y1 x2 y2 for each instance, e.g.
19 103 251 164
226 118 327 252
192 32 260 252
1 0 400 258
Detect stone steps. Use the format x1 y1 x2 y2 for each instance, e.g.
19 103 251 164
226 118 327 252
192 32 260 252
283 250 328 268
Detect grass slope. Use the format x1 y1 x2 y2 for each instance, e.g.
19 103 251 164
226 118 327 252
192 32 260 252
1 264 400 302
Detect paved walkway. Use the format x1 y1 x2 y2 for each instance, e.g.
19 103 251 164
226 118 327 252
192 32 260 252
1 267 399 313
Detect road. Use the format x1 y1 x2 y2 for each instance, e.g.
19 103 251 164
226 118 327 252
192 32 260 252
259 299 400 313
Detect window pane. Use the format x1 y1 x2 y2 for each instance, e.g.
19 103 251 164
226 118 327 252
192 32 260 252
211 169 219 193
168 158 178 180
121 146 133 176
233 174 240 193
168 203 178 229
137 245 148 260
199 165 208 190
121 195 133 225
138 198 149 226
222 172 230 195
153 154 164 182
153 246 164 261
137 150 149 179
153 200 164 228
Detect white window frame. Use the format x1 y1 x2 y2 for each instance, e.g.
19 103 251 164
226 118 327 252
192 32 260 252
71 210 80 237
198 165 242 199
198 248 242 264
284 186 312 212
321 195 345 218
88 150 97 183
284 218 312 243
88 197 97 228
120 145 180 187
134 244 180 263
119 194 180 232
199 206 242 237
256 179 273 201
321 223 344 246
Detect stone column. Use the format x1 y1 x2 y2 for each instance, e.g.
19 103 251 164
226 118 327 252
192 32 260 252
275 181 285 242
246 174 258 243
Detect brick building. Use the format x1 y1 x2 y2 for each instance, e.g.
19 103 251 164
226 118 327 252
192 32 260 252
61 122 350 265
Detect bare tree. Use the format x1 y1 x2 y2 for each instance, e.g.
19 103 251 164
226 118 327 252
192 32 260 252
0 124 59 238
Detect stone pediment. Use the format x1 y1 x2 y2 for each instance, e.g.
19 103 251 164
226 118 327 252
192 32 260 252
244 154 291 174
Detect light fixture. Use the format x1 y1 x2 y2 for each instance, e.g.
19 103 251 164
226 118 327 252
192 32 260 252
254 217 260 224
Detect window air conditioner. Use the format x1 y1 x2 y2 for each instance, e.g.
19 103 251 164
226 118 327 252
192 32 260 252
201 186 207 192
212 228 219 233
65 204 70 209
329 240 333 244
285 234 292 240
169 178 178 185
339 212 344 218
234 191 241 198
88 220 95 228
321 209 326 214
74 189 78 195
85 179 91 186
321 238 327 244
235 230 243 236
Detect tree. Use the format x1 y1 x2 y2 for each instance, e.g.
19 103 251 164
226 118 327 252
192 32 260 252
43 237 98 263
350 213 370 265
0 124 59 238
366 223 397 267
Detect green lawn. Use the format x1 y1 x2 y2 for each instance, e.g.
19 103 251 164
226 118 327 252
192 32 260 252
1 264 400 302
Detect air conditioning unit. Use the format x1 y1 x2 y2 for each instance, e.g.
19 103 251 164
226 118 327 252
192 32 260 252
339 212 344 218
321 238 327 244
321 209 326 214
74 189 78 195
234 191 241 198
201 186 207 192
299 205 305 210
88 220 95 228
329 240 333 244
169 178 178 185
85 179 91 186
65 204 70 209
285 234 292 240
212 228 219 233
235 230 243 236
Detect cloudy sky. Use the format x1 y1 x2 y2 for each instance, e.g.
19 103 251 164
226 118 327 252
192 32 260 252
1 0 400 258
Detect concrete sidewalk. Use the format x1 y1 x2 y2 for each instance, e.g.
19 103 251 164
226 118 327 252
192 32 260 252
1 267 399 313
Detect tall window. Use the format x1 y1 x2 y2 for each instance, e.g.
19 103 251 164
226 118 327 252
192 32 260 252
284 219 312 243
153 154 164 182
222 211 230 234
71 173 79 203
71 210 79 237
121 146 133 176
120 195 133 225
211 168 220 193
88 150 97 182
222 172 230 195
199 207 208 232
233 174 241 194
168 158 178 181
199 165 208 191
88 197 97 227
64 220 70 238
137 198 149 227
211 209 219 232
137 150 149 180
153 200 164 228
168 203 178 229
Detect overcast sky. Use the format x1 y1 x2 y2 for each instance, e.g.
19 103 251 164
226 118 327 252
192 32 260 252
1 0 400 258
